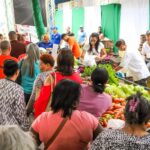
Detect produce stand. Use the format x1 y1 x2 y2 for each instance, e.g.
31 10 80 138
80 62 150 128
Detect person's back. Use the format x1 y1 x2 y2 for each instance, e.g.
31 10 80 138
91 129 150 150
0 79 29 130
9 31 26 58
56 71 82 84
0 55 18 78
21 61 40 94
68 37 81 58
91 92 150 150
78 84 111 117
31 80 102 150
0 40 18 79
78 68 112 118
20 43 40 104
0 60 29 131
32 111 98 150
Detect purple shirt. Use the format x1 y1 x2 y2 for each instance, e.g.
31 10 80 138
77 84 112 118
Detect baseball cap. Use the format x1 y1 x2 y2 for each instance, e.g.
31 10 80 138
51 26 58 30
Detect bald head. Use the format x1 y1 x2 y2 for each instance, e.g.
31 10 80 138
0 40 11 54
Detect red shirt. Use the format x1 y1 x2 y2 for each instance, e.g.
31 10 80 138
0 55 18 79
55 71 82 84
10 40 26 58
34 71 82 118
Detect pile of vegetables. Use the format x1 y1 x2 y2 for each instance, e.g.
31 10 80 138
98 64 119 85
100 84 150 127
80 63 150 128
81 64 119 85
100 98 125 127
100 96 150 128
105 84 150 101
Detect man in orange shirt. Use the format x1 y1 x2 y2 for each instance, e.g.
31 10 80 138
61 34 81 59
0 40 18 79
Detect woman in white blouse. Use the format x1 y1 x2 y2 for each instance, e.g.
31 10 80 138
81 33 107 66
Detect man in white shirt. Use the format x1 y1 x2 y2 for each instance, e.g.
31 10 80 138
142 31 150 71
116 39 150 86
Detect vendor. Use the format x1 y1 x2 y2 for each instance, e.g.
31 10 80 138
142 31 150 71
38 34 53 52
81 33 107 66
116 39 150 86
61 34 81 59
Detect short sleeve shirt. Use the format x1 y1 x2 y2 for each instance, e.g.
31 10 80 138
120 50 150 81
0 55 18 79
68 37 81 58
91 129 150 150
142 41 150 58
38 41 53 49
51 33 61 45
78 31 87 44
78 84 112 118
32 110 98 150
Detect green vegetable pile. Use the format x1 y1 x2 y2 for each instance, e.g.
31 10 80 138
81 64 119 85
81 66 96 77
105 84 150 101
98 64 119 85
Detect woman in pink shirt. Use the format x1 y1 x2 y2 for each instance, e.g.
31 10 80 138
30 79 103 150
78 68 112 118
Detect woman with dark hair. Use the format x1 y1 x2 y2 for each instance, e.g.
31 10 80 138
26 54 55 115
19 43 40 104
78 68 112 118
56 48 82 82
0 60 29 131
91 92 150 150
81 33 107 66
31 79 102 150
33 49 82 118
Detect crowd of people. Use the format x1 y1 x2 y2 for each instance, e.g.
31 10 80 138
0 25 150 150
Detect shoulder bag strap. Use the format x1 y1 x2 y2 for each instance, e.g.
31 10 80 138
45 72 56 112
44 118 68 150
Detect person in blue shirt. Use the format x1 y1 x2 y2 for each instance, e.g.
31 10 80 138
78 26 87 48
51 26 61 45
38 34 53 52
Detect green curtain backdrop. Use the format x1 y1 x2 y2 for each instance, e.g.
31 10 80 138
72 7 84 38
31 0 45 40
101 4 121 53
55 10 63 33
